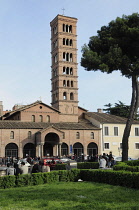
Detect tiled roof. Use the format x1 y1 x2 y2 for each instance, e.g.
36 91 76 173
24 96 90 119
85 112 139 124
3 101 60 118
0 120 99 130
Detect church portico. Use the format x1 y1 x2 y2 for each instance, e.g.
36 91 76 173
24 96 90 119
35 126 64 158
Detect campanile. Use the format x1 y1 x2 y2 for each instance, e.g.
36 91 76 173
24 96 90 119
50 15 78 122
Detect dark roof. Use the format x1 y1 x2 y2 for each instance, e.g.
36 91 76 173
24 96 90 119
85 112 139 124
0 120 99 130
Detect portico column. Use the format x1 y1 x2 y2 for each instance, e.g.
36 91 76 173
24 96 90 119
41 143 44 158
58 143 62 158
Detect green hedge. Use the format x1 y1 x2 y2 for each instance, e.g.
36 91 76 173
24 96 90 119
54 163 67 170
77 162 99 169
2 168 139 189
0 169 80 189
113 161 139 172
80 169 139 189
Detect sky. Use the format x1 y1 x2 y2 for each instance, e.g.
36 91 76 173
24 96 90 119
0 0 139 112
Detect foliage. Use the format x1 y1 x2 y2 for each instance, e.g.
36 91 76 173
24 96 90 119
77 162 99 169
54 163 66 170
104 101 139 119
81 13 139 161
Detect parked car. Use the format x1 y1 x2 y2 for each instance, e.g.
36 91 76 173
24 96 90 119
60 157 70 163
114 156 136 162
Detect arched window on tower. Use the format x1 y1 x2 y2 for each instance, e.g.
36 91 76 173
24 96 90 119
66 67 69 74
63 38 65 45
66 25 69 32
66 39 69 45
67 80 70 87
70 53 73 62
70 92 74 100
70 67 73 75
63 24 65 32
63 92 67 100
71 81 73 87
66 53 69 61
63 67 66 74
63 52 66 61
63 80 66 87
70 39 72 46
69 25 72 33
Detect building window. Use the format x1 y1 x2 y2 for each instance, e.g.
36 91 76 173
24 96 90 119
39 115 43 122
104 127 109 136
46 115 50 123
71 81 73 87
70 92 74 100
63 133 65 139
104 143 109 149
32 115 35 122
135 128 139 136
91 132 94 139
135 143 139 149
76 132 80 139
114 127 118 136
28 131 32 139
10 131 14 139
63 92 67 100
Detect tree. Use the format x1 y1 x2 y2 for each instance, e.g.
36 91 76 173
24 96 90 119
104 101 130 118
81 13 139 161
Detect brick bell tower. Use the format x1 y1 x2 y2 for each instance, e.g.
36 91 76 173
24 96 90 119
50 15 78 122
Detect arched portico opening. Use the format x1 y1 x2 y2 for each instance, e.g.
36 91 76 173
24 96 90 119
5 143 18 158
87 142 98 156
44 133 60 157
61 143 68 156
23 143 36 158
73 142 84 157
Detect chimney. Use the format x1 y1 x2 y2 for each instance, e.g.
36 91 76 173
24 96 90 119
97 108 103 113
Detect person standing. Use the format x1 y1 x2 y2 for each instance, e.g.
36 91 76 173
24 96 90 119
20 162 29 174
99 156 106 169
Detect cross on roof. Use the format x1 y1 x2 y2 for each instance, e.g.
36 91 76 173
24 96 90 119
62 8 65 15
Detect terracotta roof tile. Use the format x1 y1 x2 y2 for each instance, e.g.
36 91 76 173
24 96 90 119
0 120 99 130
85 112 139 124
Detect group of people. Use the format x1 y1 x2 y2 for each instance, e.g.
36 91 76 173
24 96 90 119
6 160 50 176
99 152 116 169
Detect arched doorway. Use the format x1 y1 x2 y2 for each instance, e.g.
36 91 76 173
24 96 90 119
73 142 83 157
61 143 68 156
5 143 18 158
23 143 36 158
87 142 98 156
44 133 59 157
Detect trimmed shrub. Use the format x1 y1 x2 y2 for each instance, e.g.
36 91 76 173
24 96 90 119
15 174 32 187
77 162 99 169
54 164 66 170
0 175 16 189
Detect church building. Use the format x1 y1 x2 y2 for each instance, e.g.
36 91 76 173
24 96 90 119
0 15 101 159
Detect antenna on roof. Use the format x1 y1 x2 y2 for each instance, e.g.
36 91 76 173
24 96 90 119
62 8 65 15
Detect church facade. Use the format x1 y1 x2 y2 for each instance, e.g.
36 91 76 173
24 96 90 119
1 14 139 160
0 15 101 159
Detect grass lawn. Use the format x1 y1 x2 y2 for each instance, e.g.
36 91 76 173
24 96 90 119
0 182 139 210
